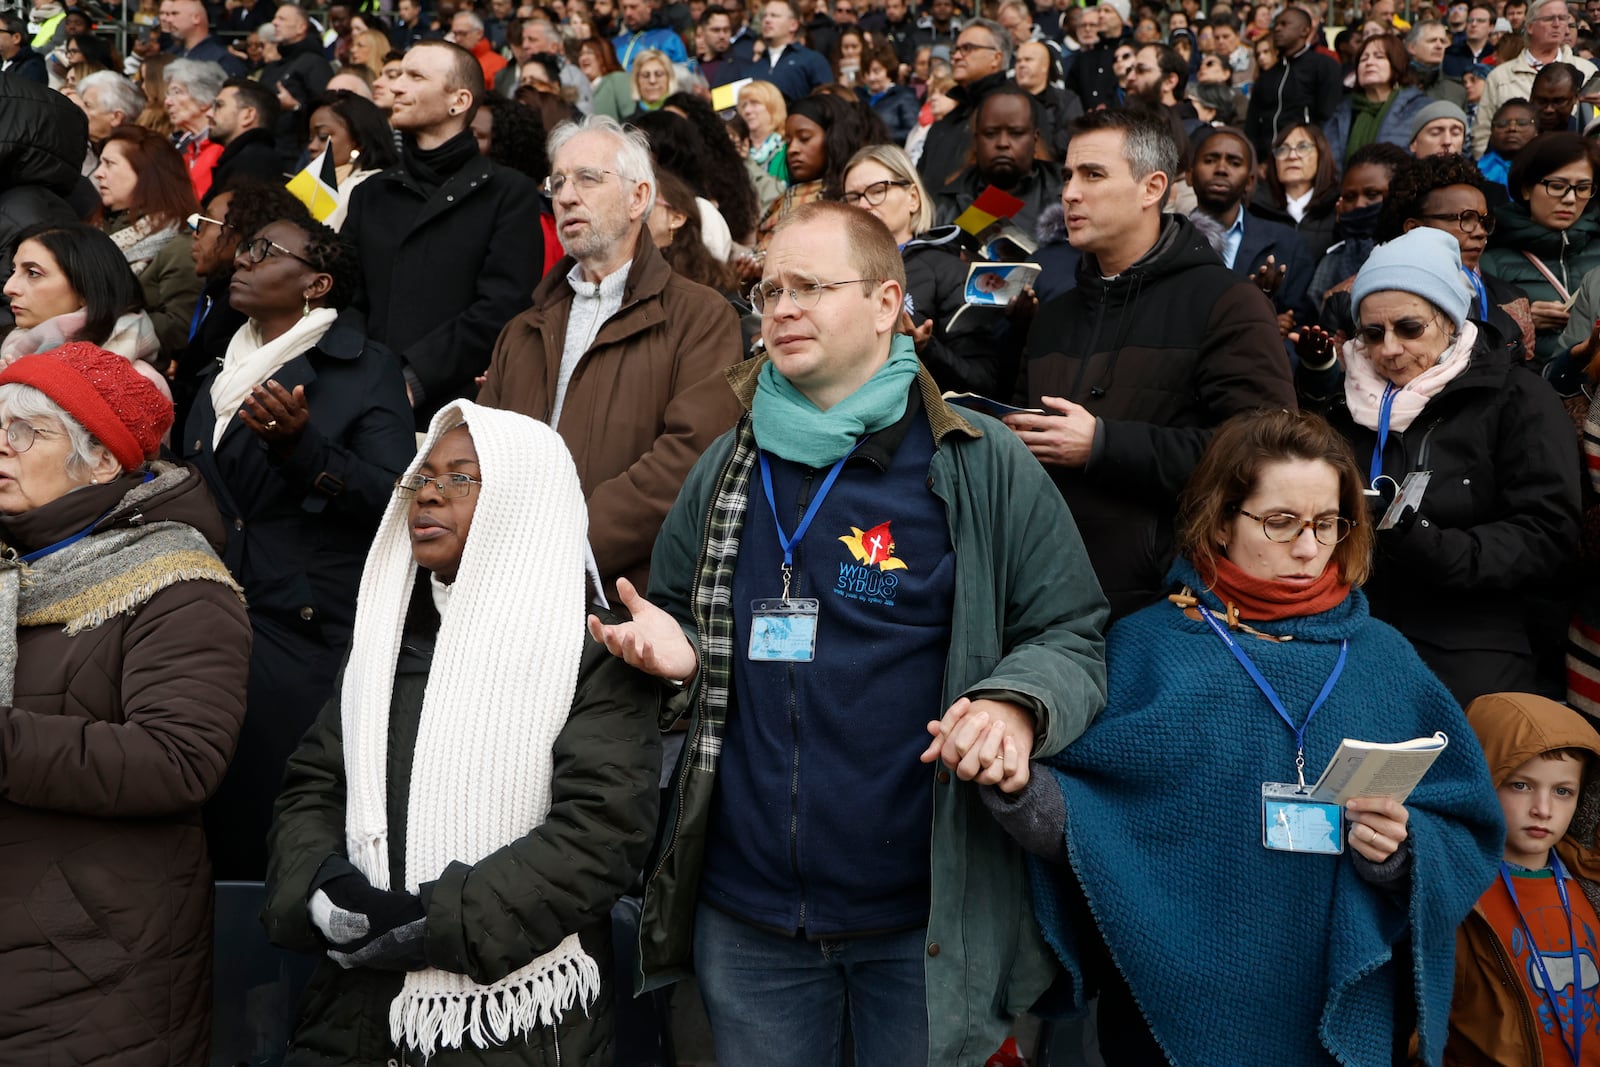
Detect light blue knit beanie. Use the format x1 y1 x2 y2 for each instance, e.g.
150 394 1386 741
1350 228 1472 329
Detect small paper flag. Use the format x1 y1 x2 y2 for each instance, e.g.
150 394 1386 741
286 148 340 222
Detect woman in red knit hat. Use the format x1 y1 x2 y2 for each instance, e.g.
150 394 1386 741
0 341 250 1067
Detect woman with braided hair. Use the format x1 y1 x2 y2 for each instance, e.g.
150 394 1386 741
185 213 415 879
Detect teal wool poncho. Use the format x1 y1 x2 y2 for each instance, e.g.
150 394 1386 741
1031 559 1504 1066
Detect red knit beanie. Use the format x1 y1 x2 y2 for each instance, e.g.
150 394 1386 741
0 343 173 469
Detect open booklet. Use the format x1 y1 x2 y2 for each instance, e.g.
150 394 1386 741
1308 732 1449 805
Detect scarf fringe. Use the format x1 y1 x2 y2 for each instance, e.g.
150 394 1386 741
390 937 601 1055
20 551 244 634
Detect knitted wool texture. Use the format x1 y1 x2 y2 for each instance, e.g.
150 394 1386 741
340 399 599 1055
1031 558 1506 1066
0 342 173 468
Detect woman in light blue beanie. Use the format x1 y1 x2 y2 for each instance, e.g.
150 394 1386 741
1294 224 1581 705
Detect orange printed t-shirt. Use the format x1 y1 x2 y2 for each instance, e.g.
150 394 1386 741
1482 868 1600 1065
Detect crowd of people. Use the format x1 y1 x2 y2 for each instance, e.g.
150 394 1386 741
9 0 1600 1061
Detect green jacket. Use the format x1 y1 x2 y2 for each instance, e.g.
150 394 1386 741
1482 202 1600 365
638 358 1110 1066
261 596 661 1066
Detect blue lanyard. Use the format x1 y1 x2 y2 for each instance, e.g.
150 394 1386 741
1369 382 1399 488
1500 855 1585 1066
18 471 154 565
1199 605 1348 788
187 294 212 343
1463 266 1489 321
758 447 856 601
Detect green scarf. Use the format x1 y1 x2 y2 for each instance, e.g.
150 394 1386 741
751 335 920 466
1345 89 1398 162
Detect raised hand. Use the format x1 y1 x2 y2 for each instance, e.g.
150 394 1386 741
587 578 699 684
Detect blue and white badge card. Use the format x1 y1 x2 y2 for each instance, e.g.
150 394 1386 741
1261 782 1344 855
748 599 819 662
963 263 1041 308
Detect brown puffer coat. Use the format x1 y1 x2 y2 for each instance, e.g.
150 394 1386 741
0 466 251 1065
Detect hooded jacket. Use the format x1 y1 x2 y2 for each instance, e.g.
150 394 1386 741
0 77 88 332
1444 692 1600 1067
1481 201 1600 365
1019 213 1295 619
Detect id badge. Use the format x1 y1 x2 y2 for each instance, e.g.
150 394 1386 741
1378 471 1432 530
1261 783 1344 855
748 599 819 662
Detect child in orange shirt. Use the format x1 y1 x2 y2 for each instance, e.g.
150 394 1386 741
1448 693 1600 1066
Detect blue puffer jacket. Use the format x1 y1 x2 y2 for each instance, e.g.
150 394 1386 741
1324 87 1433 168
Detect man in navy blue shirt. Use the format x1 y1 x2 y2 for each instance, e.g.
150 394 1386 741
745 0 835 101
161 0 246 75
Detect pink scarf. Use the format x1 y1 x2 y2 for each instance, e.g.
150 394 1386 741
1341 320 1476 432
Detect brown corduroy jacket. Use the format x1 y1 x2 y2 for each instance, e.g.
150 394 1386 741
477 230 743 598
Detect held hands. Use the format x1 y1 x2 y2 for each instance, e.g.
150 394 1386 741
1002 395 1095 468
1346 796 1409 864
587 578 699 684
919 696 1034 794
240 379 310 452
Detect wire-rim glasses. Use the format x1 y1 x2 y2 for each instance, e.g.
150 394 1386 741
1236 507 1355 546
394 472 484 498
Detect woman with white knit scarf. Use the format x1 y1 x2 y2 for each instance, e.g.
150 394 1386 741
262 400 662 1065
1294 226 1581 706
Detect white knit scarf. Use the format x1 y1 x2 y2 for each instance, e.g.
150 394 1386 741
210 308 338 447
340 400 600 1056
1342 319 1477 433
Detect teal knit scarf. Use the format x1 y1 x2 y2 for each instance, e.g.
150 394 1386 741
751 335 920 466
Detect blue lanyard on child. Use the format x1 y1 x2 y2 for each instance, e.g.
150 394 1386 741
1499 853 1585 1067
758 445 858 601
1369 382 1399 488
1463 266 1489 321
1199 605 1348 788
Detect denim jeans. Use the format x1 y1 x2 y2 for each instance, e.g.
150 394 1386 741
693 900 930 1067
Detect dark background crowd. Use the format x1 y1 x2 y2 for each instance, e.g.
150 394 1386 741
7 0 1600 1059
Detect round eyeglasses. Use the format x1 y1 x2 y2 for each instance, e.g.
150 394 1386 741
237 236 317 268
1236 507 1355 546
0 418 60 455
1417 209 1496 235
395 472 483 498
841 178 911 206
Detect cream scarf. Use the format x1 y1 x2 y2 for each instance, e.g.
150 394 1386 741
108 216 179 276
1342 319 1477 433
210 308 338 447
340 399 599 1056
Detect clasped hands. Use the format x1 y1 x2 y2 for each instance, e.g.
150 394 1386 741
588 581 1034 791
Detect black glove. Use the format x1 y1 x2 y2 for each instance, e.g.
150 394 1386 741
307 856 429 971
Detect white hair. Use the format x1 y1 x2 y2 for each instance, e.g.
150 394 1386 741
78 70 144 121
455 10 485 31
166 58 228 105
546 113 657 217
0 384 118 481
